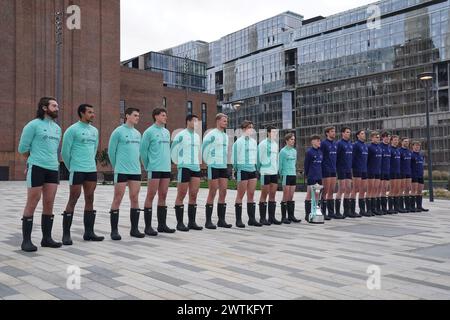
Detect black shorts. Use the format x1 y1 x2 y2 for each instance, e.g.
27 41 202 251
115 174 142 184
368 173 381 180
307 178 323 186
390 173 401 180
148 171 171 180
70 172 97 186
381 173 390 181
178 168 201 183
412 177 424 184
208 167 229 180
337 172 352 180
237 170 257 182
26 165 59 188
401 174 412 179
353 171 368 180
282 175 297 186
260 174 278 186
322 171 336 178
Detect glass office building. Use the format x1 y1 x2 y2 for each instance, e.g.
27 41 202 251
122 51 207 92
162 0 450 170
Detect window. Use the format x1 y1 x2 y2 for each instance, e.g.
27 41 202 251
186 101 193 115
162 97 167 109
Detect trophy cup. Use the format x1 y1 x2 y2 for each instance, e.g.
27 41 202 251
310 183 325 224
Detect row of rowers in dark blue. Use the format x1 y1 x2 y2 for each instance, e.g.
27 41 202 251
317 132 423 180
303 126 428 220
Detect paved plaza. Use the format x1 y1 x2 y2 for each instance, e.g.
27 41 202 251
0 181 450 300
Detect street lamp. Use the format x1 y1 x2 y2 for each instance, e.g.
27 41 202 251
417 71 434 202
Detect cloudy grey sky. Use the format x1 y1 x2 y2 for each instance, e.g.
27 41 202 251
120 0 375 61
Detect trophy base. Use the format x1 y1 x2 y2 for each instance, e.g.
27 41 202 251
309 215 325 224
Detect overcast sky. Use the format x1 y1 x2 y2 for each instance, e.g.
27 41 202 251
120 0 376 61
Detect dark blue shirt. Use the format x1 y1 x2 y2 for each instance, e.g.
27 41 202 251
304 147 323 180
411 152 424 178
320 139 337 174
336 139 353 173
380 143 391 174
400 147 412 175
367 143 382 175
390 147 401 175
352 140 368 173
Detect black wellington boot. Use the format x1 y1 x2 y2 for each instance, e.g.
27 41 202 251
381 197 389 215
344 199 354 218
352 199 361 218
305 200 312 223
321 200 330 220
205 204 217 229
130 208 145 238
157 206 176 233
21 216 37 252
41 215 62 248
259 202 271 226
268 201 282 225
398 197 407 213
175 205 189 232
287 201 301 223
334 199 345 219
235 203 246 228
416 196 429 212
144 208 158 236
373 198 383 216
359 199 370 217
327 200 337 219
110 210 122 240
188 204 203 230
409 196 417 213
83 211 105 241
388 197 397 214
247 203 262 227
62 212 73 245
377 198 385 215
217 203 232 228
281 202 291 224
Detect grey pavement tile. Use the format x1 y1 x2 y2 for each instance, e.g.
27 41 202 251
335 255 387 265
83 273 125 288
145 271 189 286
394 253 446 263
46 288 85 300
0 284 19 298
230 245 267 255
62 247 93 257
281 250 324 260
385 274 450 292
110 251 145 260
317 267 368 281
0 266 30 277
165 261 207 272
416 267 450 276
409 243 450 260
85 266 122 278
223 266 271 279
330 224 425 237
208 278 262 294
288 273 345 288
257 261 303 273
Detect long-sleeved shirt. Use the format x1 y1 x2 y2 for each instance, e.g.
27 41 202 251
257 139 279 175
411 151 424 178
202 129 228 169
336 139 353 173
400 147 412 175
304 147 323 179
367 143 382 175
380 142 391 175
140 124 171 173
390 147 401 175
352 140 368 173
171 129 201 172
108 124 141 175
18 118 61 171
279 146 297 176
320 139 337 174
61 121 98 173
232 136 257 172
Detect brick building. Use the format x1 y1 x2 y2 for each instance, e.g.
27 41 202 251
0 0 216 181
